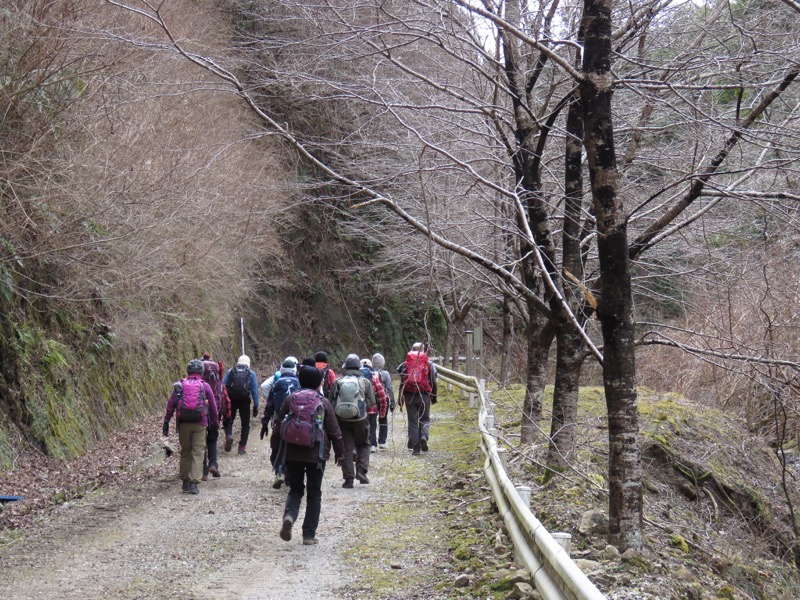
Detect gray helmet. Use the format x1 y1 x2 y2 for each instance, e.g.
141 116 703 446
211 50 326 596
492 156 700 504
187 359 204 375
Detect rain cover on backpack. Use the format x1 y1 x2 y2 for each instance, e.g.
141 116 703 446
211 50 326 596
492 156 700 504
280 389 323 447
403 351 432 393
176 378 207 424
334 374 366 421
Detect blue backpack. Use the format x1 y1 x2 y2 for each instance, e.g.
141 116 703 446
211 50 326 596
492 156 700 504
270 375 300 414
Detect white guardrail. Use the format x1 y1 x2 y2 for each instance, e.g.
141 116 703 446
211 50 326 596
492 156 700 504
435 363 607 600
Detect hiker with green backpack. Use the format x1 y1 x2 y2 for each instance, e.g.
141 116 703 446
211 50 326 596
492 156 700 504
328 354 375 488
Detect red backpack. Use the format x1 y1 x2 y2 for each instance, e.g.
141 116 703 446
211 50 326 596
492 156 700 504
175 378 208 424
403 351 431 393
280 389 324 447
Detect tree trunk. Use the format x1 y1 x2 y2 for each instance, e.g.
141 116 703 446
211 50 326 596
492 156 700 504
580 0 642 551
521 304 554 444
547 323 583 469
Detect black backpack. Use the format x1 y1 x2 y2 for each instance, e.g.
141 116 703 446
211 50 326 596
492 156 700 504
227 365 251 400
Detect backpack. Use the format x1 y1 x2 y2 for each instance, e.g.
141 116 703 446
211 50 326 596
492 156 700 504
334 374 366 421
279 389 324 448
227 364 251 400
403 351 432 393
202 360 223 400
321 366 334 398
270 375 300 414
175 378 207 424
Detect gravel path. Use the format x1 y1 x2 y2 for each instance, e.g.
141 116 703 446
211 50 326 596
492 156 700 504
0 408 457 600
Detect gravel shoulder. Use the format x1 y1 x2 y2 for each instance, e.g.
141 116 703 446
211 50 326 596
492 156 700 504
0 404 465 599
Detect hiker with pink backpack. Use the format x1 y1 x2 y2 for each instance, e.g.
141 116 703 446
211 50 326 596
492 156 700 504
397 342 438 456
162 359 220 495
277 363 344 545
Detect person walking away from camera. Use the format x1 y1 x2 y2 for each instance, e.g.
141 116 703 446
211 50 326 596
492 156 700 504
163 359 219 494
223 355 259 455
314 351 337 399
397 342 437 456
277 364 344 545
371 353 395 449
261 357 300 489
201 352 229 480
329 354 375 488
360 358 387 453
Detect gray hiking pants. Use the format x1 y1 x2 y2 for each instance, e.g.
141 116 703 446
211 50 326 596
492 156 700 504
404 392 430 453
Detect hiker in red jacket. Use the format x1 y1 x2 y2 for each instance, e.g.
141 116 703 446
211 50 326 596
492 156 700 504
397 342 437 456
163 359 219 495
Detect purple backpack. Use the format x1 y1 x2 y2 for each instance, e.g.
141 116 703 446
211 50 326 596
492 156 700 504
175 378 207 424
280 389 323 447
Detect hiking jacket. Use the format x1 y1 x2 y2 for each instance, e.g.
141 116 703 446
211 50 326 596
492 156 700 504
276 393 344 463
223 366 260 410
329 368 376 416
263 368 300 422
164 373 219 428
397 359 438 399
360 367 388 417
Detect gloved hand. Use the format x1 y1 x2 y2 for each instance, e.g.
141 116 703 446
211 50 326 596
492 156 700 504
389 400 396 413
162 420 169 437
252 405 259 418
260 422 269 440
335 455 343 467
430 395 437 405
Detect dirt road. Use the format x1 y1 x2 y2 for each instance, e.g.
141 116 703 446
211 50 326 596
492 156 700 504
0 408 461 600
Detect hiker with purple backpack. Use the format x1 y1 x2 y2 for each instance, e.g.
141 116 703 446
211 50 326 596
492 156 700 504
277 363 344 545
162 359 219 495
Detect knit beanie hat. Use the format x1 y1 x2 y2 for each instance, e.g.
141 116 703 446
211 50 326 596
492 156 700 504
314 351 328 363
237 355 250 367
343 353 360 370
202 352 211 360
301 357 316 367
371 353 385 369
298 365 323 390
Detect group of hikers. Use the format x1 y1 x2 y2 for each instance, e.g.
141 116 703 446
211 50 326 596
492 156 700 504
162 343 438 544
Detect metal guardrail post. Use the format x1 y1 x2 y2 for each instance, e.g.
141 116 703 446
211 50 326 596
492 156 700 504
516 485 532 509
496 447 508 470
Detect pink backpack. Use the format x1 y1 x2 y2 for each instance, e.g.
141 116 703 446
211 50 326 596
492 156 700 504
175 378 207 424
280 389 324 447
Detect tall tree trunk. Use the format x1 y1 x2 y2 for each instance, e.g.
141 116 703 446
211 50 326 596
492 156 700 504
548 91 587 471
580 0 642 551
500 293 514 386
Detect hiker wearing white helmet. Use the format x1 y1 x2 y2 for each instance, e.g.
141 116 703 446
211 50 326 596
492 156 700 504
222 355 260 455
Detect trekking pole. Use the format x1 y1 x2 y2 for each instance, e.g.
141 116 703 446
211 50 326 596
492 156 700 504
240 317 245 355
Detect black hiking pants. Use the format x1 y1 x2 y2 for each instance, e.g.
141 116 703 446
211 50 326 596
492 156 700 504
203 425 219 474
338 419 369 480
284 460 325 540
225 396 251 447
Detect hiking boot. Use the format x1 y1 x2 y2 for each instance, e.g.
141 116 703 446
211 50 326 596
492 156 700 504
272 473 285 490
280 515 294 542
378 443 388 450
302 537 319 545
188 482 199 495
370 446 377 454
181 480 190 493
411 450 420 457
238 445 247 455
209 465 221 478
201 474 208 482
342 478 354 489
224 435 233 452
420 438 429 452
356 470 370 485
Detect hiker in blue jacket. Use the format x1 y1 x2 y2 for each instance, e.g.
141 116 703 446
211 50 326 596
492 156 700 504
222 355 259 455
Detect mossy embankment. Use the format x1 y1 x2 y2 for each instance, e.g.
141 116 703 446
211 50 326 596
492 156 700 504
485 384 800 599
